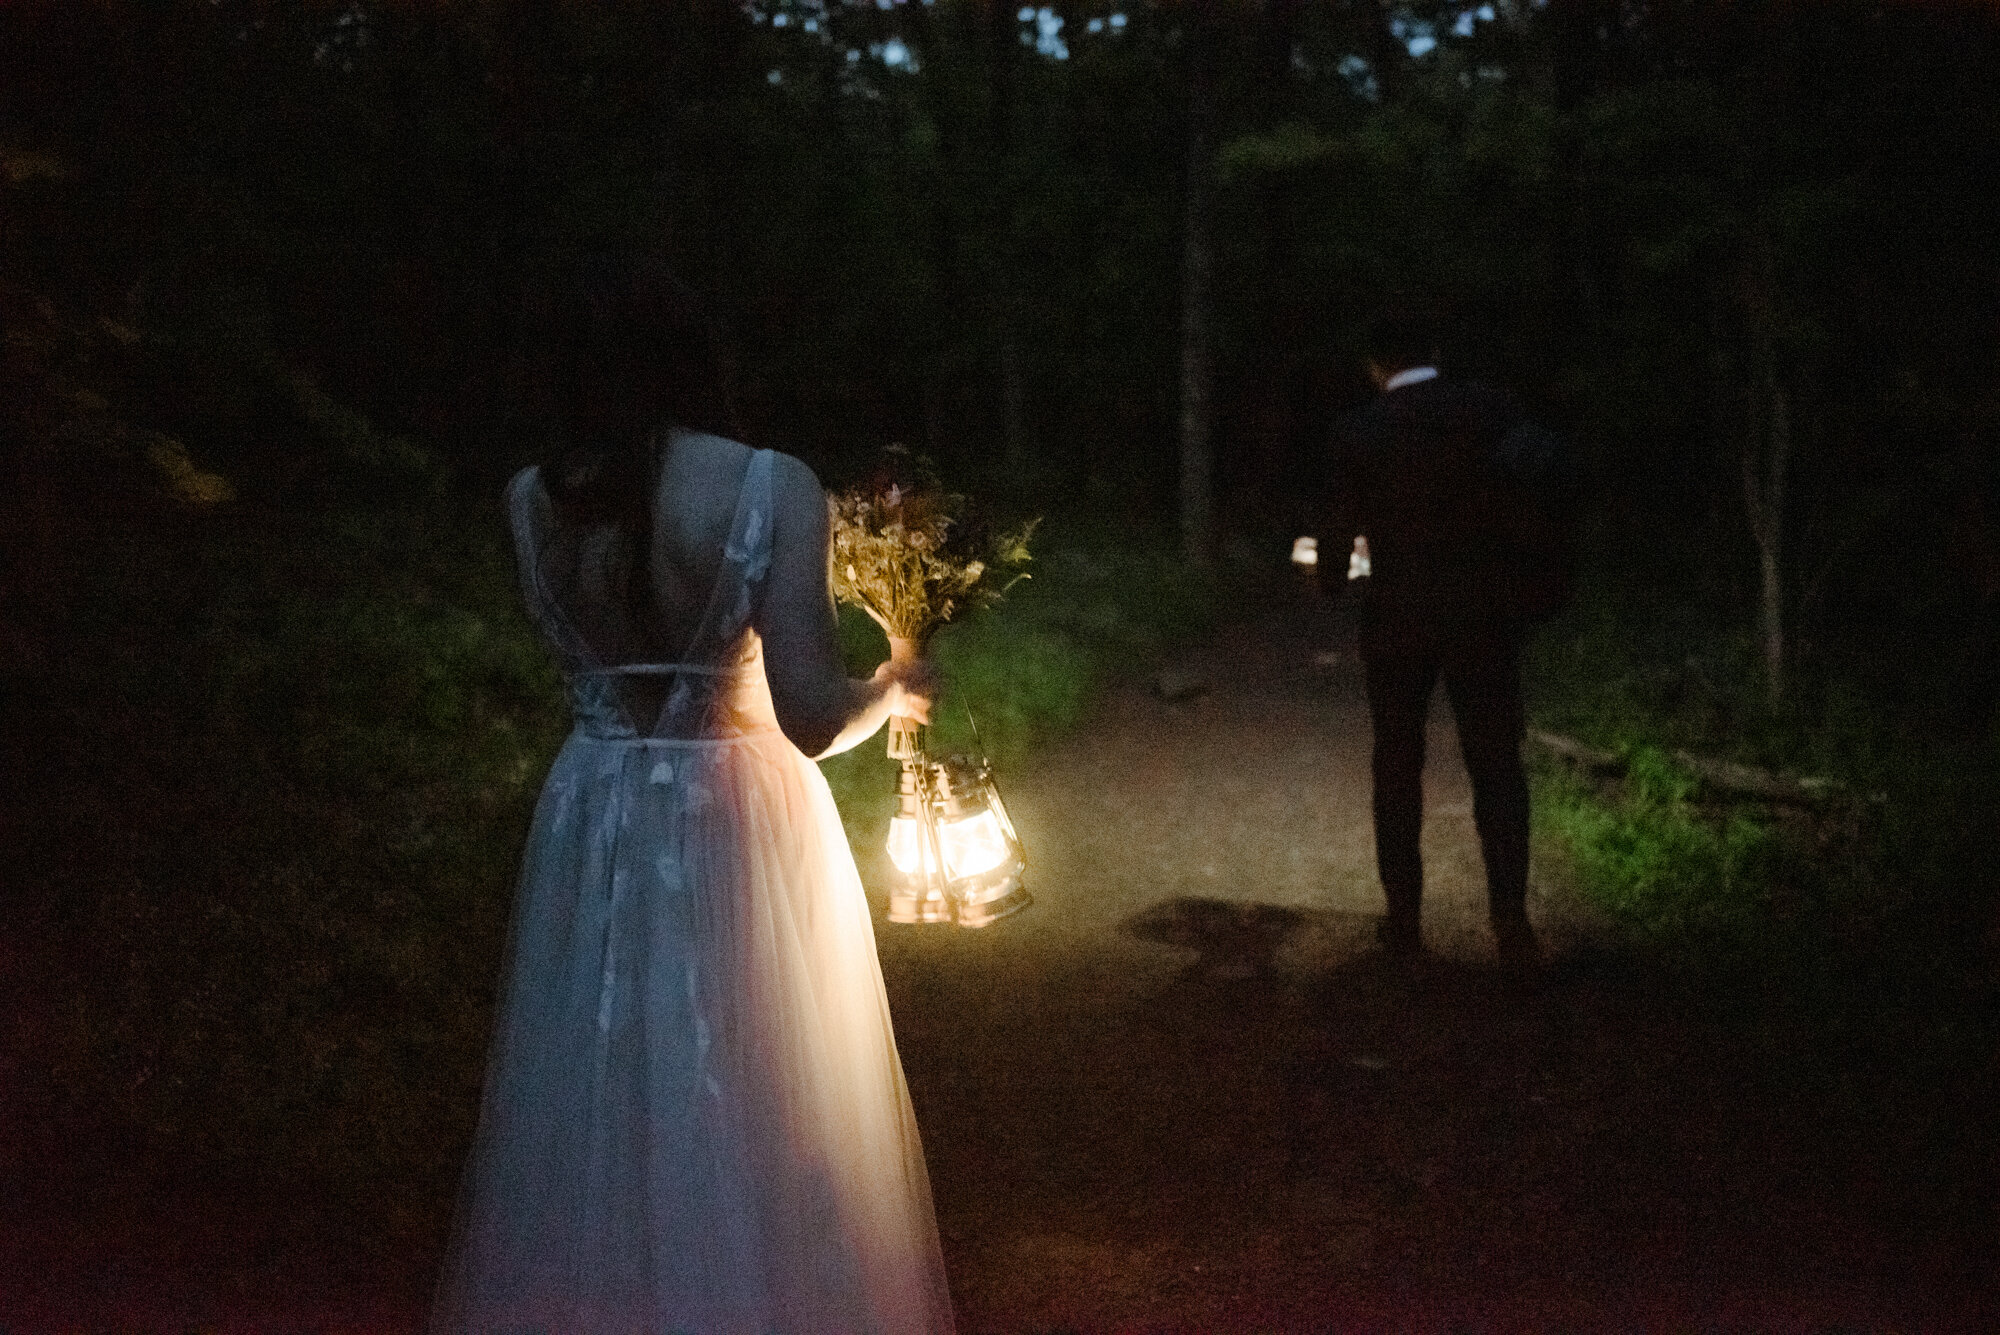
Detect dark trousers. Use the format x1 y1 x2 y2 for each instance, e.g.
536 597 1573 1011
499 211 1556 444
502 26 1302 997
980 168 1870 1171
1362 620 1530 924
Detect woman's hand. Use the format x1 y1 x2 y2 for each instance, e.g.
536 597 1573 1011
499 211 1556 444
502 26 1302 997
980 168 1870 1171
873 655 939 725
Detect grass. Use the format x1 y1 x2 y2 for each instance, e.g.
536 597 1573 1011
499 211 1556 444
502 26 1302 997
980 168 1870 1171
1526 571 1998 965
1536 746 1779 949
1521 576 1999 1245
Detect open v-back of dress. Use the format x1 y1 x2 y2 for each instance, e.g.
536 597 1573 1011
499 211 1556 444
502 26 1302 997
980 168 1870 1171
432 442 954 1334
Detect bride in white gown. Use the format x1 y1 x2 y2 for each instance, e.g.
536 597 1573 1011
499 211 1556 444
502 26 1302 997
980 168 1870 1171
431 257 954 1334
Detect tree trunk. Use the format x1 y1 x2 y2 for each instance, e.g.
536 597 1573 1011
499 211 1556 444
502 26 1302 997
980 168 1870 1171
1178 21 1217 567
1254 0 1301 280
985 0 1031 476
1747 381 1789 705
905 0 964 461
1733 25 1805 710
481 0 553 456
1740 233 1789 706
1000 332 1029 473
1548 0 1614 352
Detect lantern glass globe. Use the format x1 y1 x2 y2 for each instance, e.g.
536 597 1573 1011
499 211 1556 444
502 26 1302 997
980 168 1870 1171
886 814 938 876
938 808 1011 879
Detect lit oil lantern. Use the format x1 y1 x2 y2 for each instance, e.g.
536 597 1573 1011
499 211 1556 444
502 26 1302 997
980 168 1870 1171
886 758 953 924
928 754 1029 928
884 741 1030 928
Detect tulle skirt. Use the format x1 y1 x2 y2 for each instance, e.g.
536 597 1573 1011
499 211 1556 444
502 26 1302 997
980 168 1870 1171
432 727 954 1334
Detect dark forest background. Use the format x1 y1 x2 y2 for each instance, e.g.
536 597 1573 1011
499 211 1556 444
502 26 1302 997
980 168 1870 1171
3 0 1998 1259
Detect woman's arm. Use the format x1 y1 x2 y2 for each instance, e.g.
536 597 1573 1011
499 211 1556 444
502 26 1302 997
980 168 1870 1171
755 453 934 759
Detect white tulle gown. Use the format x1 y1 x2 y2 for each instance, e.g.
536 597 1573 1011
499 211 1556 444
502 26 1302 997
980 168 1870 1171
432 447 954 1334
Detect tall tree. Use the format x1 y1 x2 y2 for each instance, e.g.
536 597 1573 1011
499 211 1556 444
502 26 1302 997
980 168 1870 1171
1735 13 1809 707
1737 225 1791 706
1178 7 1218 565
985 0 1031 474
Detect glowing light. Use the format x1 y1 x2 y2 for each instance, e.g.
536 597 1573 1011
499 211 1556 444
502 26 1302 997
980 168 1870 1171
888 809 1011 879
887 814 936 875
940 809 1010 879
885 751 1030 928
1291 535 1319 568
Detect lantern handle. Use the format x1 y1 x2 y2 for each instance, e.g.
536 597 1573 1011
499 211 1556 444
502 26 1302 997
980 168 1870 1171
918 759 951 901
961 701 987 758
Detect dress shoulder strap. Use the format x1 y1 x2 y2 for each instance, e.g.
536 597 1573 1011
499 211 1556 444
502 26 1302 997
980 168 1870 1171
506 464 605 672
675 448 777 664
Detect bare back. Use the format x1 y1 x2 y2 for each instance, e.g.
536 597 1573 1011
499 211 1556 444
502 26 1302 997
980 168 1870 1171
512 427 867 758
645 429 756 653
651 429 861 756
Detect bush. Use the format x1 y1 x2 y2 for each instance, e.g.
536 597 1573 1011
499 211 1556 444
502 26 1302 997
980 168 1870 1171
1536 747 1777 949
23 493 564 1223
1525 579 1999 1131
2 291 565 1227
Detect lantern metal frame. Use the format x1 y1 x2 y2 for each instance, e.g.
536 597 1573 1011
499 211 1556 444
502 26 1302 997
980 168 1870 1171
883 721 1030 928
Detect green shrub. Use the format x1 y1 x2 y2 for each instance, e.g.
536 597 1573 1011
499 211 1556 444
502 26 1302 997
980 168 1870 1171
1537 747 1776 949
1525 575 1998 1159
27 498 564 1217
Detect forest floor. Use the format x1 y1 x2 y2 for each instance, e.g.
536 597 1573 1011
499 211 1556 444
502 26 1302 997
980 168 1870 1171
876 603 1991 1332
4 602 1994 1331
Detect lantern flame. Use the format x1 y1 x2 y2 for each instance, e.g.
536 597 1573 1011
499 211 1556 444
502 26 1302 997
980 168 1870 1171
887 809 1012 880
885 751 1030 927
885 814 935 876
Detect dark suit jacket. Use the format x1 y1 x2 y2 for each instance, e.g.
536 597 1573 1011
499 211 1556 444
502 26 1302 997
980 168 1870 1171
1323 377 1571 645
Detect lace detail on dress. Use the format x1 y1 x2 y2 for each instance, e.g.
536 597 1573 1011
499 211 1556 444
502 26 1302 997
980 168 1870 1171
657 448 777 740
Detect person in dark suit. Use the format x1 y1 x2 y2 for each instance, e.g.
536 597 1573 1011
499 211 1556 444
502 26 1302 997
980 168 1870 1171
1319 309 1571 961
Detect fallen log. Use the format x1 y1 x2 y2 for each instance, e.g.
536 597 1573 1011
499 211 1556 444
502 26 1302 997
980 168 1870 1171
1527 728 1620 773
1528 728 1851 806
1669 750 1837 805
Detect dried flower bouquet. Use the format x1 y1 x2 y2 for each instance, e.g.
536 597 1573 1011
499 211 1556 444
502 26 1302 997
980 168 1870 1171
827 452 1035 753
828 472 1034 656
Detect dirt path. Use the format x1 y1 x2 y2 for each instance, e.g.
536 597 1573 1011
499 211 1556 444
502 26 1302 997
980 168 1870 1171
872 606 1983 1331
3 606 1988 1331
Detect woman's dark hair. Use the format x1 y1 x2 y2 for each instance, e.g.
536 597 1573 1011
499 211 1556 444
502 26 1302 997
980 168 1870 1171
521 250 736 622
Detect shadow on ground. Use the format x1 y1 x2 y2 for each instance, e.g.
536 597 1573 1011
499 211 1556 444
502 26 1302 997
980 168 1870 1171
914 892 1990 1331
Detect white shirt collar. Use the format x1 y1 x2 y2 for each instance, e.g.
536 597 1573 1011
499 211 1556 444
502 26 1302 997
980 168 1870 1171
1383 365 1439 392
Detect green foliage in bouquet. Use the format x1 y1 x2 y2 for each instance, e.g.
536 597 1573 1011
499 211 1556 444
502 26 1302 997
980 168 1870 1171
827 449 1038 644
